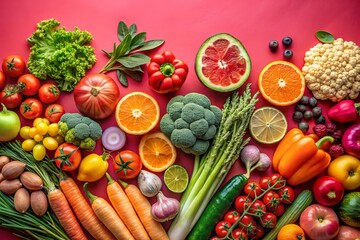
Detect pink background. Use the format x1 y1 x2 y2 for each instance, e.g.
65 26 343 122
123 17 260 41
1 0 360 239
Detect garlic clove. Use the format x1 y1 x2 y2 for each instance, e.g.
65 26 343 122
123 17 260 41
137 170 162 197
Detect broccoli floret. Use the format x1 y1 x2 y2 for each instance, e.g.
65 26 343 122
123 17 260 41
73 123 90 139
89 122 102 140
210 105 222 127
183 93 211 109
79 137 96 151
174 118 189 129
171 129 196 148
66 114 82 129
181 103 205 123
166 95 184 112
65 129 77 144
204 109 216 126
59 113 72 122
190 119 209 137
168 102 184 121
80 116 93 125
58 122 69 137
191 139 210 155
200 125 217 140
160 113 175 137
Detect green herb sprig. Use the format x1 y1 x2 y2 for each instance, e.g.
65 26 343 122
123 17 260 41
316 30 335 44
99 21 164 87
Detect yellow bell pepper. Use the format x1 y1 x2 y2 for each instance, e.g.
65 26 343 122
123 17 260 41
77 152 109 182
327 155 360 190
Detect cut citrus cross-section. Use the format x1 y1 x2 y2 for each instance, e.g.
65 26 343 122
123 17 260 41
258 60 305 106
115 92 160 135
164 164 189 193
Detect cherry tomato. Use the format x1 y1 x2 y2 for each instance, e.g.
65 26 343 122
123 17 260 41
0 84 23 109
47 123 59 137
312 175 344 206
45 104 65 123
113 150 142 179
244 181 262 198
38 83 60 104
235 196 252 213
0 71 6 90
262 190 281 209
42 137 59 151
239 214 256 233
2 55 26 78
54 143 82 171
22 139 36 152
17 74 41 96
278 185 296 204
215 220 231 238
270 173 285 189
231 228 248 240
259 176 271 190
224 210 240 225
248 225 265 239
260 212 277 228
20 98 43 120
33 144 46 161
268 202 285 217
209 237 219 240
249 200 266 218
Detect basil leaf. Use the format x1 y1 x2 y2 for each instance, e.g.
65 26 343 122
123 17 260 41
117 21 129 41
117 54 151 68
115 34 132 56
119 65 144 73
128 24 137 37
316 31 334 44
130 32 146 50
132 40 165 52
123 68 144 82
117 70 128 87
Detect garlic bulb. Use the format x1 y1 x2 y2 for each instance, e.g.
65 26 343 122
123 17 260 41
151 191 180 222
137 170 162 197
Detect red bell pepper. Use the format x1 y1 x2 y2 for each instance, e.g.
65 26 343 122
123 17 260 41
147 51 188 94
327 100 360 123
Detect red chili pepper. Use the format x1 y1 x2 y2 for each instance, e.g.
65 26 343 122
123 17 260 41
147 51 188 94
327 99 360 123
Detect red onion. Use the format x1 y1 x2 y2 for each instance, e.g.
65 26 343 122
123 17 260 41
101 126 126 151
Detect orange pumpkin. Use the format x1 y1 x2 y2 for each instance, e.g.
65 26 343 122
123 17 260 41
277 224 305 240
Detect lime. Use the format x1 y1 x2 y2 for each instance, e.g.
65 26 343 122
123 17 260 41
249 106 287 144
163 164 189 193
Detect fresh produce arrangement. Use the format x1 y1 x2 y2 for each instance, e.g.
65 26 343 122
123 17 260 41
0 16 360 240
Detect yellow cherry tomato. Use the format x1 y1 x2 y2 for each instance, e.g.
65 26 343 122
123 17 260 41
36 122 48 136
33 134 44 142
28 127 38 138
48 123 59 137
54 135 65 144
19 126 31 139
33 117 44 127
42 118 50 125
43 137 59 151
22 139 36 152
33 144 46 161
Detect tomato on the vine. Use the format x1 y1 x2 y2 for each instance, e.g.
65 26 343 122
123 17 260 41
45 104 65 123
113 150 142 179
38 83 60 104
20 98 43 120
224 210 240 225
231 228 248 240
244 181 262 198
278 185 295 204
2 55 26 78
268 202 285 217
248 225 265 239
259 176 271 190
262 190 281 209
0 71 6 90
17 74 40 96
235 195 252 213
270 173 285 188
215 220 231 238
260 212 277 228
239 214 256 233
0 84 23 109
249 200 266 217
54 143 82 171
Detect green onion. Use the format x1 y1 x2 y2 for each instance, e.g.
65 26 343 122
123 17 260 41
168 84 258 240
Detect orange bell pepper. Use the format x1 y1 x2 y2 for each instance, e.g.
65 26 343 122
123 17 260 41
272 128 334 186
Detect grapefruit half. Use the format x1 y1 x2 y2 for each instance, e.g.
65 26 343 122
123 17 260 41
195 33 251 92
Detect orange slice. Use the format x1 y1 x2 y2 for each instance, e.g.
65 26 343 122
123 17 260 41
115 92 160 135
139 132 177 172
258 60 305 106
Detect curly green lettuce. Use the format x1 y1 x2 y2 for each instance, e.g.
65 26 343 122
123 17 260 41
27 18 96 92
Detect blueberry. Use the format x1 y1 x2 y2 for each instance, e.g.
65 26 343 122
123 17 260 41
282 36 293 46
298 122 309 133
312 106 322 118
295 104 307 113
299 96 309 105
292 111 303 122
269 40 279 52
303 110 313 121
315 115 326 124
283 49 293 59
309 97 318 108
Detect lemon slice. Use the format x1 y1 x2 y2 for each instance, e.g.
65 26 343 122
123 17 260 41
163 164 189 193
249 106 288 144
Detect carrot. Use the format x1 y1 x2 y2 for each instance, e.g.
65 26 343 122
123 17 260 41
60 175 116 240
47 188 88 240
83 182 135 240
105 173 150 240
119 180 169 240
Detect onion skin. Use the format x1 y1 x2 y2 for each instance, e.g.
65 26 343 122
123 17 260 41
342 123 360 158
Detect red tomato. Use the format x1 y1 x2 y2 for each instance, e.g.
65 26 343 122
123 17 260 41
239 214 256 232
248 225 265 239
0 84 23 109
278 186 295 204
73 73 120 120
0 71 6 90
2 55 26 78
113 150 142 179
224 210 240 225
38 83 60 104
270 173 285 189
54 143 82 172
262 190 280 209
231 228 248 240
209 237 219 240
260 212 277 228
259 176 271 190
244 181 262 198
312 175 344 206
45 104 65 123
235 195 252 213
20 98 43 120
215 220 231 238
249 200 266 217
268 202 285 217
17 74 41 96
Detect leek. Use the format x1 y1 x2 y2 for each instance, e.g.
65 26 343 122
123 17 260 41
168 84 258 240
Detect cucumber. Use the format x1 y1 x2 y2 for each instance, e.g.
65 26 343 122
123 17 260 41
263 189 313 240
